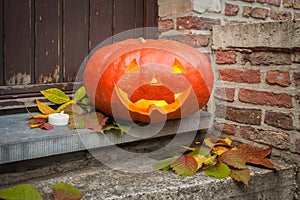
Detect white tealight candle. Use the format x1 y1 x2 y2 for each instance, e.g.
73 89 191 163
48 111 69 126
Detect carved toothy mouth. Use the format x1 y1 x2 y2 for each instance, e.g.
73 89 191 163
115 85 192 115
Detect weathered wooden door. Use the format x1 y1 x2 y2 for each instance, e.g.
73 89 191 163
0 0 158 112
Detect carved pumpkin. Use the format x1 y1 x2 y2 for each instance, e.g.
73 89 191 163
84 38 214 123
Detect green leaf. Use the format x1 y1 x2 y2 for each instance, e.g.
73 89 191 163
204 163 230 179
0 184 42 200
81 98 91 105
101 122 132 134
170 156 198 177
52 183 82 200
74 86 86 101
41 88 70 104
154 157 174 171
230 168 251 186
218 150 247 169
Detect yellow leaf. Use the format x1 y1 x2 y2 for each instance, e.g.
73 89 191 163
29 123 42 128
56 100 75 113
180 145 197 151
40 88 70 104
195 141 201 145
203 155 216 165
33 114 49 119
36 99 56 115
213 149 226 156
192 154 206 170
222 138 232 146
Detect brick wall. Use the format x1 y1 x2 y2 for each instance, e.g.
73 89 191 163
158 0 300 160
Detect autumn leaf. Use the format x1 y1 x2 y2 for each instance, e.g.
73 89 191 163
32 114 49 119
84 112 108 132
170 155 198 177
193 154 216 170
36 99 56 115
230 168 251 186
218 149 247 169
62 104 85 115
56 100 76 113
73 86 86 102
68 112 108 132
81 97 91 105
0 184 42 200
40 123 53 130
212 146 231 155
52 183 82 200
41 88 70 104
204 163 231 179
154 157 174 171
237 144 275 169
28 118 47 128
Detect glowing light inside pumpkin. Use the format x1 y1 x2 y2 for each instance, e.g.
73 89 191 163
115 85 192 115
171 58 186 74
125 59 139 73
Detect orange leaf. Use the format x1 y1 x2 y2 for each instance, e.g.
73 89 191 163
36 99 56 115
237 144 275 169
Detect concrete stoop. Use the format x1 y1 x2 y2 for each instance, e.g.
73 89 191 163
26 159 297 200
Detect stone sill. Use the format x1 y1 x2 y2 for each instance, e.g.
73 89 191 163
0 111 211 164
15 158 299 199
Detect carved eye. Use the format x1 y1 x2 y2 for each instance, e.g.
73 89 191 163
171 58 186 74
125 59 139 73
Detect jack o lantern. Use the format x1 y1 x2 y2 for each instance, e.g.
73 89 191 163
84 38 214 123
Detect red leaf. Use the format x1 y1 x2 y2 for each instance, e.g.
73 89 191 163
28 118 47 125
40 123 53 130
84 112 108 132
170 155 198 177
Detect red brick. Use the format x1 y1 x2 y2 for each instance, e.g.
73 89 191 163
265 111 294 130
239 88 293 108
293 0 300 9
293 72 300 86
266 0 281 6
266 70 291 87
214 122 236 135
240 126 291 150
225 4 239 16
242 6 252 18
219 69 261 83
215 51 237 64
242 52 292 66
158 19 174 32
215 105 261 125
214 87 235 102
251 7 269 19
176 16 221 31
270 10 292 20
257 0 266 3
283 0 293 8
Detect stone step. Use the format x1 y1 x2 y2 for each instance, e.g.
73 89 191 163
23 157 298 200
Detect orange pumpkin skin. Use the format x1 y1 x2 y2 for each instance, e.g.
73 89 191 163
84 39 214 123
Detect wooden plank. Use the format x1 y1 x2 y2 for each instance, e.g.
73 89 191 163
134 0 144 38
63 0 89 82
113 0 136 41
35 0 62 84
0 0 3 86
4 0 32 86
89 0 113 51
144 0 158 39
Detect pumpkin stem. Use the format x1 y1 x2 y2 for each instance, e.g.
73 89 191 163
138 37 146 44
